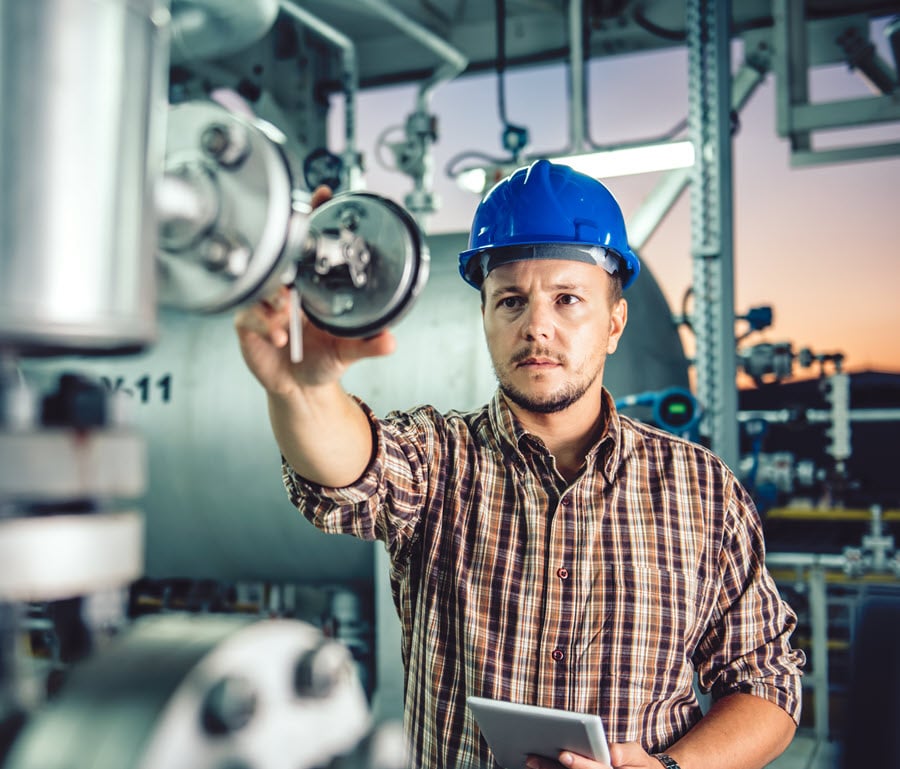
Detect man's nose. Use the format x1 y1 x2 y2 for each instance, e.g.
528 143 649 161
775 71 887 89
522 301 553 340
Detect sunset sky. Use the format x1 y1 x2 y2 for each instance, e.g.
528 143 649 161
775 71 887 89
334 27 900 377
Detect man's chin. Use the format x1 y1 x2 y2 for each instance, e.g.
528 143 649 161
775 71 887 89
499 383 582 415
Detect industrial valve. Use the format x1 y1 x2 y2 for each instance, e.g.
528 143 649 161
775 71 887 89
156 100 429 338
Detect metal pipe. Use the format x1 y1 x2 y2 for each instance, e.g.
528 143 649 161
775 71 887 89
887 16 900 77
0 0 168 355
568 0 585 154
355 0 467 108
739 407 900 424
626 167 691 252
837 24 897 95
353 0 467 225
169 0 280 63
524 0 585 161
766 551 847 570
155 170 220 252
279 1 362 190
808 566 830 743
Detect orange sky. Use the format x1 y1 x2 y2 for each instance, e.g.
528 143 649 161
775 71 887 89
339 38 900 376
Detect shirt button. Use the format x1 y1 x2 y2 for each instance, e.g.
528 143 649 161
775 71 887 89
551 648 565 662
560 496 571 506
557 567 569 580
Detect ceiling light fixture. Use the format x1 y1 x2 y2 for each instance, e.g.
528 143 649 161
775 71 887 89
455 139 696 195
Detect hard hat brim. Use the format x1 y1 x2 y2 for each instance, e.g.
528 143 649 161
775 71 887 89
459 242 639 290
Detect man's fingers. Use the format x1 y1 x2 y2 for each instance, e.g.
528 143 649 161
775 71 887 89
237 281 397 363
235 311 288 348
260 285 291 314
556 752 610 769
235 292 291 348
311 184 333 209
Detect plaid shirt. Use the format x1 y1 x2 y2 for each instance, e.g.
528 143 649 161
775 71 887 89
284 389 804 769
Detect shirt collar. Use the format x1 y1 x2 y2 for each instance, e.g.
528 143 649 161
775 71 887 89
488 388 623 481
488 390 530 458
597 388 623 483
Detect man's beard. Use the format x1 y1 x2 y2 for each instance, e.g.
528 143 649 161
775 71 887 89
495 350 602 414
498 378 593 414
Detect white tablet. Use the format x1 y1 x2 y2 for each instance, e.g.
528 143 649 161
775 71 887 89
467 696 611 769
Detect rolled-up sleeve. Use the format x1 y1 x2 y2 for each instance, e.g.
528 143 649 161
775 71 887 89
694 481 806 723
282 398 440 557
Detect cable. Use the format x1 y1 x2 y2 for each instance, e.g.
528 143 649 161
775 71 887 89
583 2 689 151
445 149 518 180
680 286 695 336
443 2 699 183
495 0 529 158
632 5 685 42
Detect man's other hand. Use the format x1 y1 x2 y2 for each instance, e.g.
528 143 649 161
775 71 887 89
525 741 662 769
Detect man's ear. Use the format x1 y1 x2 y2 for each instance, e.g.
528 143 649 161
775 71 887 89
607 298 627 354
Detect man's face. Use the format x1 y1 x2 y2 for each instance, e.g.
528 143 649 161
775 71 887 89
481 259 627 415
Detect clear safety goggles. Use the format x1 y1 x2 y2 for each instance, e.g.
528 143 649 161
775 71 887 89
473 243 622 285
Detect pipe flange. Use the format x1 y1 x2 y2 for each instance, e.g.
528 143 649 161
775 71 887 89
156 101 303 313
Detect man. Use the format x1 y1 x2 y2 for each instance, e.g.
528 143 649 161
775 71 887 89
236 160 805 769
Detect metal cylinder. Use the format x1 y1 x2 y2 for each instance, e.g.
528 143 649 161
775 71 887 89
0 0 170 355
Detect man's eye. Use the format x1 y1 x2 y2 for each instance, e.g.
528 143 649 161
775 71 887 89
558 294 581 305
499 297 522 309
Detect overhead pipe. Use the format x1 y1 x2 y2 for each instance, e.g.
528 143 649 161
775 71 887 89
525 0 585 160
355 0 467 110
279 1 363 189
169 0 280 63
568 0 586 154
355 0 468 224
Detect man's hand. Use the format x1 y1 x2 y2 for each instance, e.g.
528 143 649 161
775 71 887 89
234 185 395 397
526 742 661 769
233 185 396 487
235 286 395 394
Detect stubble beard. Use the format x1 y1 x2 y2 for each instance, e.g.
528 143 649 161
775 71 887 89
495 357 603 415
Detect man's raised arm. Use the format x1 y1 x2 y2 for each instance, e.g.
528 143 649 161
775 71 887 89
235 281 394 488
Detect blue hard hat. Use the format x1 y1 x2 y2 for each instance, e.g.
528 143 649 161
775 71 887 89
458 159 640 289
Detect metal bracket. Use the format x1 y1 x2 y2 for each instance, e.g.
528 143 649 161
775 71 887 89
771 1 900 167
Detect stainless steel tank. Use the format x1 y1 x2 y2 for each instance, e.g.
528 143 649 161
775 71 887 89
0 0 169 355
21 233 689 583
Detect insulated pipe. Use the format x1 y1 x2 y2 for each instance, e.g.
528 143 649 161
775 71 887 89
355 0 467 108
0 0 168 354
169 0 280 63
279 0 362 189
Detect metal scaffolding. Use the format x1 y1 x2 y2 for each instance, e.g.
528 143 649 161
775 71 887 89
687 0 740 470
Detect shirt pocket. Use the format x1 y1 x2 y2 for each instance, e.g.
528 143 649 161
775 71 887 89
608 564 699 701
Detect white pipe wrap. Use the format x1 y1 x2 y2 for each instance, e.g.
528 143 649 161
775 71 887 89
170 0 280 62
